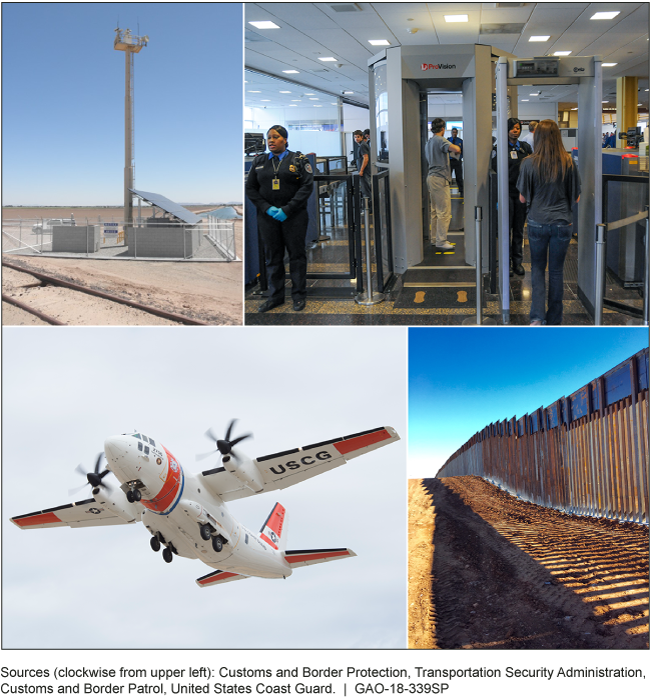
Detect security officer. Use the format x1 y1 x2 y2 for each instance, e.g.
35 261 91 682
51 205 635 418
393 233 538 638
492 117 532 276
448 127 464 197
246 125 314 312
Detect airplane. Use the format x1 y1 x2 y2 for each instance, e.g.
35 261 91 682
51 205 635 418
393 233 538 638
10 422 400 587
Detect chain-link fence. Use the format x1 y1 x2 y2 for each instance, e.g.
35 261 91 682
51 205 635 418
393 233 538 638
2 218 236 261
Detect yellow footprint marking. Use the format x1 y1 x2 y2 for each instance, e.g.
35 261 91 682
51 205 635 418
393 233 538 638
414 291 426 304
457 291 468 303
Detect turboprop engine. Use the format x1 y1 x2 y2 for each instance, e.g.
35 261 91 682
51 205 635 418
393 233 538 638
199 420 265 493
222 454 265 492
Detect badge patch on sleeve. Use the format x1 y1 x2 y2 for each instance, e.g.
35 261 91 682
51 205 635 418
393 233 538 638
305 163 313 173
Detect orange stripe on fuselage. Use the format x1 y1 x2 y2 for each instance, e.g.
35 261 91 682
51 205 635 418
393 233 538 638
286 550 350 563
141 445 183 513
13 511 61 527
334 429 392 455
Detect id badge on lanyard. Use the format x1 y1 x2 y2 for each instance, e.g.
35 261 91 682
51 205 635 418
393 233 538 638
272 156 282 190
510 150 518 160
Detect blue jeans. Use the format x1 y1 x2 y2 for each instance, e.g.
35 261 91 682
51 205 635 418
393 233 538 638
527 219 573 325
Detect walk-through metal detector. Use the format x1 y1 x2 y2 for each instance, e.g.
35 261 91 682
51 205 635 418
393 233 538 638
368 46 603 323
495 55 602 323
368 44 511 276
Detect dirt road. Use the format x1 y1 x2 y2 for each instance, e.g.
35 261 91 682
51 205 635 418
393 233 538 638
2 254 241 325
408 476 648 649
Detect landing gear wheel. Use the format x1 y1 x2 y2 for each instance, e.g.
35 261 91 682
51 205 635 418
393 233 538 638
126 490 134 503
212 536 223 553
150 536 161 552
162 547 173 563
200 524 212 541
132 489 142 502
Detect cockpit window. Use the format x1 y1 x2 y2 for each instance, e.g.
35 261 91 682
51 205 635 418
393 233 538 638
144 445 150 455
138 441 143 452
148 438 156 446
132 433 141 440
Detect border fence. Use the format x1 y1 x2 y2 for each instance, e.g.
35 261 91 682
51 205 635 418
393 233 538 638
437 348 649 525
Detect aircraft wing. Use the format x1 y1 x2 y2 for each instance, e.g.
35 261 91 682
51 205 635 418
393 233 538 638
284 548 356 568
11 498 135 530
196 570 249 587
199 426 399 503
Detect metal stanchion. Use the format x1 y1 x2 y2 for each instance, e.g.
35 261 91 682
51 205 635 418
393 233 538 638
463 206 496 325
594 223 607 326
355 195 384 306
643 206 650 327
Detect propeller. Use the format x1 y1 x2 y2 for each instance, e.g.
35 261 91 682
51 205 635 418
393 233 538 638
68 453 112 496
196 419 252 462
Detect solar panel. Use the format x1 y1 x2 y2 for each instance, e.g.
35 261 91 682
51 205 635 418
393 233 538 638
129 189 202 225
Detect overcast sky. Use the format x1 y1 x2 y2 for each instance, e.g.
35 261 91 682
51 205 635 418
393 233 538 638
409 326 649 478
2 3 242 206
2 326 407 649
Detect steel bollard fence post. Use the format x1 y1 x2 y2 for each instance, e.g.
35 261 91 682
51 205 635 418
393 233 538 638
594 223 607 325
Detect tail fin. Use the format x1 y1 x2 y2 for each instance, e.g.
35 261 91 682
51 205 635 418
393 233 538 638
260 502 287 552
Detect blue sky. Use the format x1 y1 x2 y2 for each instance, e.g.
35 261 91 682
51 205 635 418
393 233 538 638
409 327 649 478
2 3 242 205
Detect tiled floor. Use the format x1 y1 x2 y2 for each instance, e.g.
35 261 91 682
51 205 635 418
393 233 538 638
246 208 645 327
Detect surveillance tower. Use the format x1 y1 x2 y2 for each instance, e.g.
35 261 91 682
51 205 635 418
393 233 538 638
114 27 148 226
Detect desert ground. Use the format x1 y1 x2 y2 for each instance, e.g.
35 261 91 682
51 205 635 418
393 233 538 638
2 206 242 326
409 475 648 649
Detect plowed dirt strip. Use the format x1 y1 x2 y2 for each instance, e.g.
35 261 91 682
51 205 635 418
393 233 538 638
410 476 648 649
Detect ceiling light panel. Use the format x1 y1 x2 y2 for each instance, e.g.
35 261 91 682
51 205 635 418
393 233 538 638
591 12 620 21
249 21 280 30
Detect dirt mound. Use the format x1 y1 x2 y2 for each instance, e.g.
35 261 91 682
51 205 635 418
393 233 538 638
408 476 648 649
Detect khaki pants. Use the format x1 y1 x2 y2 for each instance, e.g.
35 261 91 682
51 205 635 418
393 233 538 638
427 174 452 245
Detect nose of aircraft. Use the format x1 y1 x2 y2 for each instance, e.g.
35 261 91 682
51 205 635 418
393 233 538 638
104 434 135 466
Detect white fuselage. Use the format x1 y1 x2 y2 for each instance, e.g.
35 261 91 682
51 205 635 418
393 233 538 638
101 433 292 579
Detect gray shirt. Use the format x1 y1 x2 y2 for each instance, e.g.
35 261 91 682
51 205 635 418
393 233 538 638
517 158 581 225
425 134 453 182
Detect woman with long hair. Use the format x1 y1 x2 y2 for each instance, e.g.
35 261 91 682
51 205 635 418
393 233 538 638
517 119 581 325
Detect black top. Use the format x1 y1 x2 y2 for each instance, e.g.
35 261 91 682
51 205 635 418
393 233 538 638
246 150 314 217
491 139 533 195
517 158 581 225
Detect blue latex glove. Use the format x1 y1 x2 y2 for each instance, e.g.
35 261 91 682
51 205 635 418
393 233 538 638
266 206 279 217
273 208 288 222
